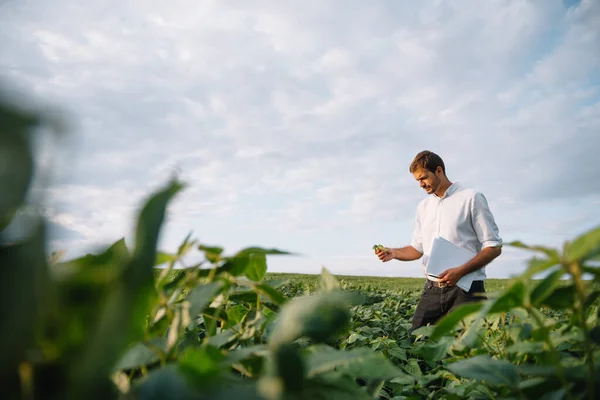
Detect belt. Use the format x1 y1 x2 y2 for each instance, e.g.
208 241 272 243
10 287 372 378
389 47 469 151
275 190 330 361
427 279 484 289
428 279 450 288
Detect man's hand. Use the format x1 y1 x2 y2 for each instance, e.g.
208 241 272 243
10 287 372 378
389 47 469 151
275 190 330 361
375 247 394 262
437 267 464 287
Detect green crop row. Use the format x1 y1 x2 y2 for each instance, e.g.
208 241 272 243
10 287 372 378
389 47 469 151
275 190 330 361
1 89 600 400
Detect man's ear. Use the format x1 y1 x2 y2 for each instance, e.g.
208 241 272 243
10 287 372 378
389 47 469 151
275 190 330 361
435 166 443 176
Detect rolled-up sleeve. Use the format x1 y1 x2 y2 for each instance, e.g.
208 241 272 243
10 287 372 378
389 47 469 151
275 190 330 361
471 192 502 249
410 204 424 253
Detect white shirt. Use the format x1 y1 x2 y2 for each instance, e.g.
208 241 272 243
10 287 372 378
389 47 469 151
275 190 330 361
410 182 502 281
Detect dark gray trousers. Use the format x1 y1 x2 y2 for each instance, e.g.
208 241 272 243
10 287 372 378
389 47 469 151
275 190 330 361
411 280 486 334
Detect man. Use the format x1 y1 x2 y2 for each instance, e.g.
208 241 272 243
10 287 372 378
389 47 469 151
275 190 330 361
375 150 502 333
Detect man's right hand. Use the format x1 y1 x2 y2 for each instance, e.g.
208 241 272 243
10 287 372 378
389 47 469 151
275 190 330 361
375 247 394 262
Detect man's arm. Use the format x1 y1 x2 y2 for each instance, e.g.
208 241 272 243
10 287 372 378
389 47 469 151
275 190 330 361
376 245 422 262
391 246 423 261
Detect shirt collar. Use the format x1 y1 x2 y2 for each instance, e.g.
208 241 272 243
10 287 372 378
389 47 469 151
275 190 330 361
434 181 459 199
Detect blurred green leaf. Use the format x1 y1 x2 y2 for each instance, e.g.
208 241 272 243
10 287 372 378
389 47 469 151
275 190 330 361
178 346 224 387
114 338 166 371
0 222 49 382
305 345 402 380
275 344 305 392
413 336 454 362
507 241 560 261
70 179 183 399
255 282 288 306
430 302 483 340
523 257 561 279
269 291 363 349
0 96 39 231
566 226 600 263
245 252 267 282
446 355 520 387
133 365 200 400
218 247 292 278
59 238 129 270
235 247 293 257
489 280 527 313
188 282 222 318
318 267 340 292
504 341 545 354
198 244 224 264
283 375 373 400
155 251 178 266
530 269 563 307
540 285 576 310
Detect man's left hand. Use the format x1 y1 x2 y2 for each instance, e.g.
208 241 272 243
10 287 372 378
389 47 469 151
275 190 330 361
437 267 463 287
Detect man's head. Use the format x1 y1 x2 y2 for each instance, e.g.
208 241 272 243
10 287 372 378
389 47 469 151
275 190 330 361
409 150 448 195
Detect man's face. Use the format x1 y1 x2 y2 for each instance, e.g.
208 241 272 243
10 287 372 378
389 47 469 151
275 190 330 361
413 167 441 194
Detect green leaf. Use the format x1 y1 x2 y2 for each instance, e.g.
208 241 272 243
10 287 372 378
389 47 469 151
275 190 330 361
0 222 49 380
275 344 305 392
70 179 184 399
255 282 288 306
403 358 422 376
540 285 576 310
530 269 564 307
268 291 364 349
219 255 251 277
114 338 166 371
235 246 294 257
229 290 259 304
218 247 293 278
154 251 178 266
446 355 520 387
412 336 453 362
221 345 267 366
188 282 222 318
58 238 130 270
566 226 600 263
430 302 483 340
489 280 527 313
284 375 373 400
206 329 237 349
504 341 545 355
133 365 200 400
178 346 224 386
507 241 560 261
460 281 526 348
305 346 402 380
0 96 39 230
387 343 407 361
227 304 250 327
245 252 267 282
318 267 340 292
198 244 224 264
523 257 561 279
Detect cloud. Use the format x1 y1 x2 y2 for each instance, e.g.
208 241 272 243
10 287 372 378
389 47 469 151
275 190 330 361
1 0 598 277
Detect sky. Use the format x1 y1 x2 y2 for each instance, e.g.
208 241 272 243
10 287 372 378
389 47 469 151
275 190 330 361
1 0 599 279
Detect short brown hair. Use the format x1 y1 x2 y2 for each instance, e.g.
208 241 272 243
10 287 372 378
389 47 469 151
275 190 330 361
409 150 446 175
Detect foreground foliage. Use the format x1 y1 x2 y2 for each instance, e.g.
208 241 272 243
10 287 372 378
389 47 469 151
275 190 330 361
2 89 600 399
